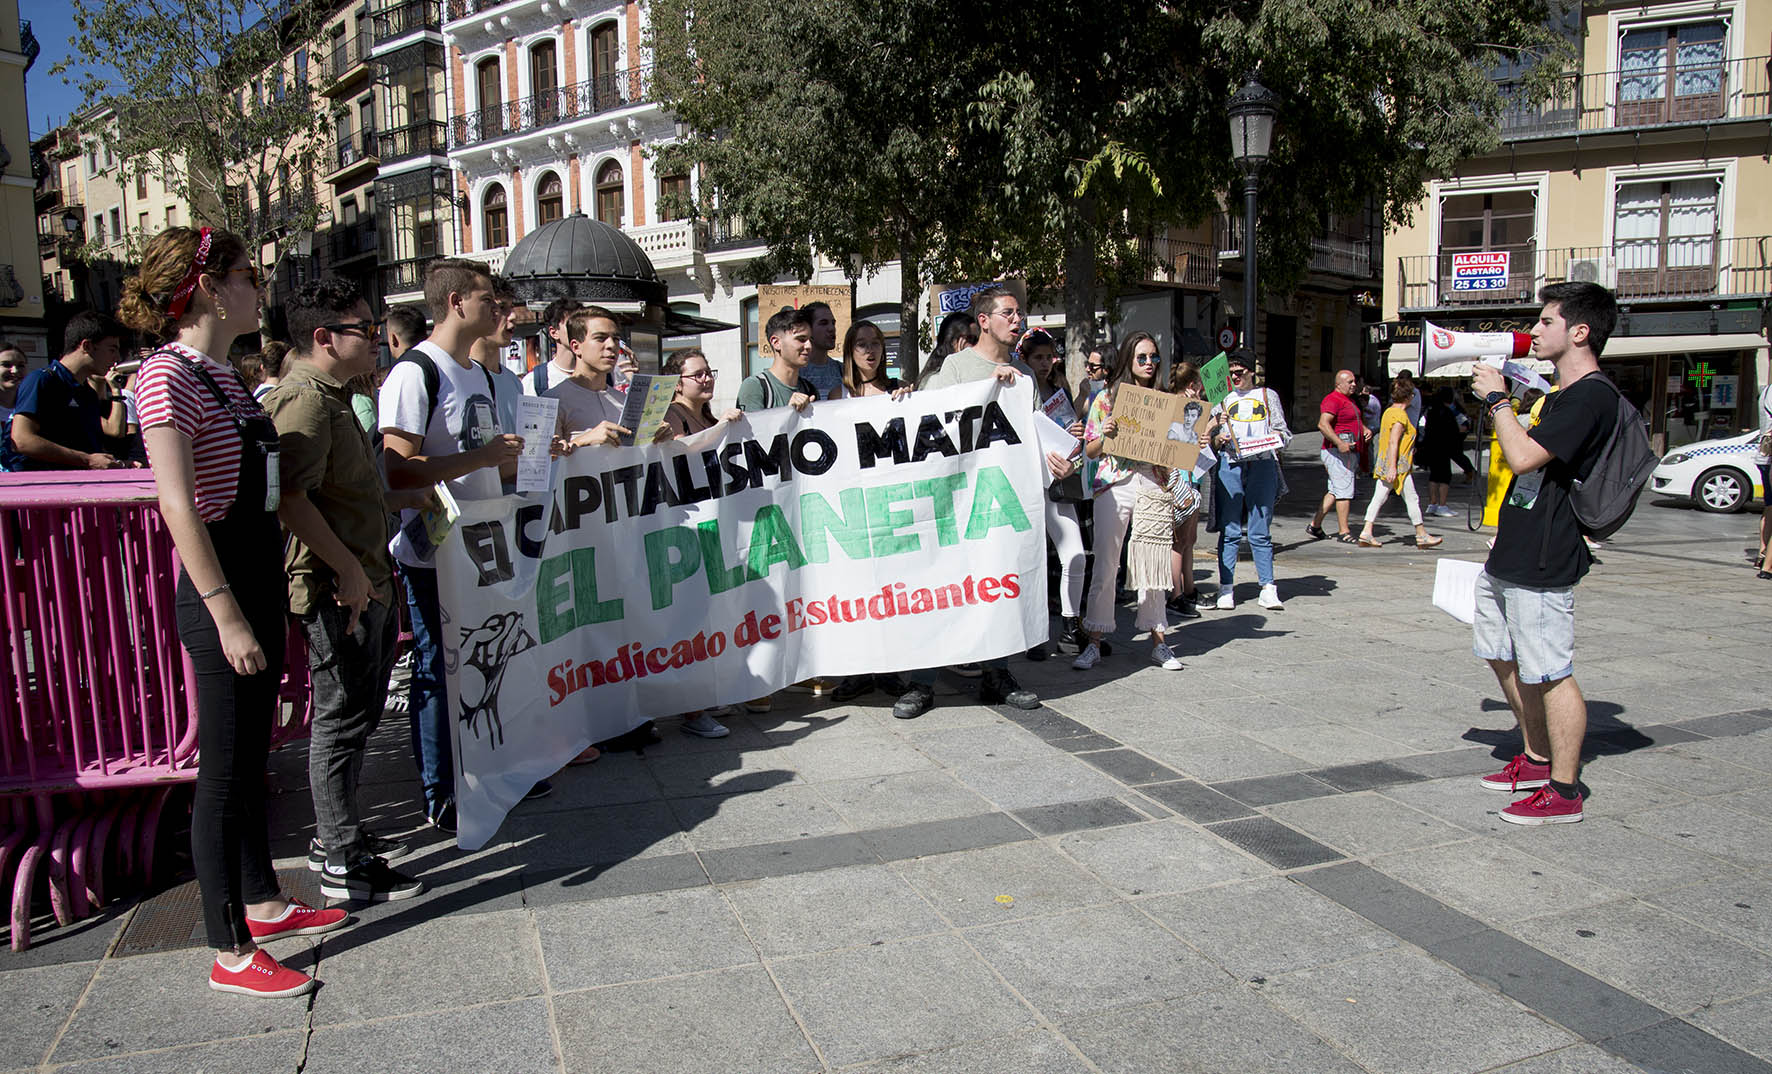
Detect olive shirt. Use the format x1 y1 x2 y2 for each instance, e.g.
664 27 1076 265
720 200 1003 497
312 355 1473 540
264 361 394 616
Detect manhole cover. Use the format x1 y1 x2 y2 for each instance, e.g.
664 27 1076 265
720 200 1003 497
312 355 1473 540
115 868 323 956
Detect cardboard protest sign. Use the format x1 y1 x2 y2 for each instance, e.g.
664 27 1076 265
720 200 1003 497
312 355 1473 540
758 284 853 359
1105 384 1212 471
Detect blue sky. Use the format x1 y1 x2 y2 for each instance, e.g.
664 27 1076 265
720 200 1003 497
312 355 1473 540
21 0 107 137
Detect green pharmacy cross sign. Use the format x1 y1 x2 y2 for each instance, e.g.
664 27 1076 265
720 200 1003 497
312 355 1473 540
1687 361 1717 389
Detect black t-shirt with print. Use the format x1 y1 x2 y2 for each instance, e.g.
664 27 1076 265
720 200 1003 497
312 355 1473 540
1484 375 1615 589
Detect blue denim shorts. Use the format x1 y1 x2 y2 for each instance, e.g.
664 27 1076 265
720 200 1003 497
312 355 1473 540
1472 570 1575 684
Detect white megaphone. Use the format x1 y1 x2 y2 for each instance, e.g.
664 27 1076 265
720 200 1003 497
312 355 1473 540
1420 321 1532 374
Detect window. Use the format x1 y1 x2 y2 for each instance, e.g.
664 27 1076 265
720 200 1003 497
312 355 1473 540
1437 189 1537 301
253 79 263 106
359 98 375 139
476 58 502 139
92 214 105 243
595 161 624 227
135 172 148 199
295 49 309 88
1618 20 1728 126
658 173 691 221
1613 176 1721 297
274 71 286 102
590 22 620 103
741 296 760 377
86 146 98 173
138 211 149 234
104 145 115 168
109 207 121 238
64 164 77 194
483 185 508 248
536 171 564 226
531 40 559 122
165 206 177 227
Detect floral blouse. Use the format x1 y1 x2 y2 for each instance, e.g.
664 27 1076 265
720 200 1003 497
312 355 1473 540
1084 386 1163 496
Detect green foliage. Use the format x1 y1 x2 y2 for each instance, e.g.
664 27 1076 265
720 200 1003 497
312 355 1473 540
52 0 333 280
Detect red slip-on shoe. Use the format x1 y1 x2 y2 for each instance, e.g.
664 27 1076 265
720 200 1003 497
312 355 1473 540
1500 785 1584 826
246 899 349 941
1479 754 1552 792
209 949 316 998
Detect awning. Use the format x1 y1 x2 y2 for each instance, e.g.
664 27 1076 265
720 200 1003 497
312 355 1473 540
1386 344 1553 379
1596 333 1767 359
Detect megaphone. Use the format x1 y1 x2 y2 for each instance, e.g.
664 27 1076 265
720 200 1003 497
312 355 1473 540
1421 321 1532 374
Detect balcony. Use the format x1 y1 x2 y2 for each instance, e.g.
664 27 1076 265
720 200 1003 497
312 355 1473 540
324 129 379 183
627 219 703 271
1218 215 1376 278
328 220 379 264
378 119 447 163
443 0 509 20
381 256 431 297
1496 54 1771 139
320 30 372 92
1396 237 1772 310
705 216 758 253
1130 233 1219 290
371 0 441 47
449 67 652 150
19 19 39 72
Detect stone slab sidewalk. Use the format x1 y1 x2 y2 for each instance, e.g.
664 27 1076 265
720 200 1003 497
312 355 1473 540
3 464 1770 1074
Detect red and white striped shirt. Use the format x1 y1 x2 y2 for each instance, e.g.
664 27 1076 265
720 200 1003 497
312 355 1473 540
137 342 264 522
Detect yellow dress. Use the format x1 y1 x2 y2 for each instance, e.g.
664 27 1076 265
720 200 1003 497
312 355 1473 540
1374 404 1416 492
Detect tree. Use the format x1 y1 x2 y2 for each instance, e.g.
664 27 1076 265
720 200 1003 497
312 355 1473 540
53 0 333 300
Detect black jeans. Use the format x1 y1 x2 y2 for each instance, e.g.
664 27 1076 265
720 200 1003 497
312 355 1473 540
177 566 288 949
303 598 398 869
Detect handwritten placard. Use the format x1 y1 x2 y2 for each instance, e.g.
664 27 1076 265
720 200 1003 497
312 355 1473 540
1107 385 1210 471
1199 353 1231 405
758 284 854 360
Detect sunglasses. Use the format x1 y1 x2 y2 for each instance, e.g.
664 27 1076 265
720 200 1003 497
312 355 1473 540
1084 363 1107 374
324 319 384 339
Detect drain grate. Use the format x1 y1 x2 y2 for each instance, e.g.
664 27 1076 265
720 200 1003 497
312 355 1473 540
114 868 323 957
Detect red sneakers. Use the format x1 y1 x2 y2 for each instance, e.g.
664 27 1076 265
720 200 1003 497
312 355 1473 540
246 899 349 941
1480 754 1552 792
1500 785 1584 825
209 949 316 998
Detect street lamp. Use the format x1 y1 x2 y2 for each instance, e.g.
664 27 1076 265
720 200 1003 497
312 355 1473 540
61 211 81 236
1227 73 1278 358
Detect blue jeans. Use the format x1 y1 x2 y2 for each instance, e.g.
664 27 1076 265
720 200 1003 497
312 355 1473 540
399 563 453 811
1216 456 1279 586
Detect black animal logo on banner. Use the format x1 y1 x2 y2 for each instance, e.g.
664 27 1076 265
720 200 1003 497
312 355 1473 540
458 612 536 749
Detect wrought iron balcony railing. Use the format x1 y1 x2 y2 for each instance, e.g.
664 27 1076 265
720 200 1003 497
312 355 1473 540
449 67 652 149
1495 53 1772 138
1396 237 1772 309
378 119 447 162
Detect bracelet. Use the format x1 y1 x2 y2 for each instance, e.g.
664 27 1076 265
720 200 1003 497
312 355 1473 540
199 583 232 600
1490 400 1513 415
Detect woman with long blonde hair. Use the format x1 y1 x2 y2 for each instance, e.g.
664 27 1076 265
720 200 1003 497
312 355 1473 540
123 227 346 999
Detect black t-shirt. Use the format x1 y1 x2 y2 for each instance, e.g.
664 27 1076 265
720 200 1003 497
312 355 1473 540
1484 376 1615 589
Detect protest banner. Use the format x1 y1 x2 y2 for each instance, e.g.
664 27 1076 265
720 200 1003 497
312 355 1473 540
758 284 854 359
435 379 1049 848
1104 384 1208 472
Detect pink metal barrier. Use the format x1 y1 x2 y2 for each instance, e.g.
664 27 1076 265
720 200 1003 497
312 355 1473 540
0 471 311 949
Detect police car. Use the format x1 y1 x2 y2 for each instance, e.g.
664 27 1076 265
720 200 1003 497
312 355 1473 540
1649 429 1764 513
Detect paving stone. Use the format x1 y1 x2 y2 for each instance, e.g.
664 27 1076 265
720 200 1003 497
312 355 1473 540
47 1031 309 1074
1389 747 1505 780
1211 772 1338 807
1602 1017 1772 1074
1061 985 1367 1074
1051 733 1123 752
948 755 1127 811
311 909 544 1024
517 753 669 812
909 723 1060 768
1294 861 1487 949
1262 946 1576 1074
1307 760 1424 792
52 945 316 1061
895 841 1118 927
1140 877 1397 979
1264 792 1485 858
1243 723 1421 766
1687 991 1772 1060
642 748 803 797
996 707 1097 742
1677 711 1772 740
1012 797 1145 836
494 799 689 862
1057 820 1270 896
671 784 853 851
534 886 756 991
1590 747 1768 797
857 812 1033 862
1508 816 1744 896
964 903 1232 1020
779 731 941 783
0 907 129 970
1508 898 1772 1013
847 1029 1097 1073
554 964 820 1074
1140 733 1312 782
0 960 98 1068
519 851 711 906
699 832 880 883
1074 747 1183 785
1426 929 1666 1041
1642 871 1772 956
770 934 1036 1067
1674 733 1772 775
1619 800 1772 867
1205 816 1344 870
305 998 556 1074
1482 1043 1680 1073
1370 839 1621 923
1138 779 1257 823
722 863 948 958
816 770 997 829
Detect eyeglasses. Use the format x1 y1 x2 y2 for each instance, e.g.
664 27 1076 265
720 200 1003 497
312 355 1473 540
324 319 384 339
681 369 716 381
991 308 1024 321
227 265 263 289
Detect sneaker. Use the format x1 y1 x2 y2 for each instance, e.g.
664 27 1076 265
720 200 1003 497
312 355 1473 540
743 696 773 713
892 685 935 720
1152 643 1184 671
952 663 983 678
524 779 553 801
245 898 349 941
1479 753 1552 792
308 833 411 872
832 676 873 703
209 949 315 998
320 856 425 902
1500 785 1584 825
426 799 456 834
1072 641 1101 670
1257 585 1283 610
682 712 730 738
1215 590 1235 611
1170 594 1201 620
979 669 1039 709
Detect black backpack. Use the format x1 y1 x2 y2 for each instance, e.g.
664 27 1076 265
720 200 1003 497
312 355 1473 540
1569 374 1657 541
396 348 496 433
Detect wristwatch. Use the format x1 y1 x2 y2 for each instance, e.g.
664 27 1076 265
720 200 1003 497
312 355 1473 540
1485 390 1510 410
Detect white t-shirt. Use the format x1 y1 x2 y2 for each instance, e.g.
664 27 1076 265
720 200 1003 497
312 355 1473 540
379 340 511 567
544 378 622 437
1215 387 1292 460
486 362 523 431
523 355 577 397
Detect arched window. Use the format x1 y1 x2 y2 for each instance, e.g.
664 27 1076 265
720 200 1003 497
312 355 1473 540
595 161 624 228
475 58 502 139
536 171 564 226
530 40 558 122
483 185 508 248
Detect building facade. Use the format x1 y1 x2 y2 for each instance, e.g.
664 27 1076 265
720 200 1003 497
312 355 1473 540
1378 0 1771 451
372 0 459 306
1 4 47 361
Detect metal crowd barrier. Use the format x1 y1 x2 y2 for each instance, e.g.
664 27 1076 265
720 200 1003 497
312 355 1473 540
0 471 311 950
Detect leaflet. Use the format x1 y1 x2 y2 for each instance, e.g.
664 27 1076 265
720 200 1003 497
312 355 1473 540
616 374 677 446
515 395 559 493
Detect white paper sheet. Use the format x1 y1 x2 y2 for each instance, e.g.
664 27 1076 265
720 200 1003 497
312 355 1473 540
515 396 559 493
1033 410 1080 459
1432 557 1483 625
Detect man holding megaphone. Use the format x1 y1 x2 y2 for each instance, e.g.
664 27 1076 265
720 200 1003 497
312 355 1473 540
1467 282 1620 827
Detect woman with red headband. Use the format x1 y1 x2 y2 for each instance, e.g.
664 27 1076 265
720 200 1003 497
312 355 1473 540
122 227 347 998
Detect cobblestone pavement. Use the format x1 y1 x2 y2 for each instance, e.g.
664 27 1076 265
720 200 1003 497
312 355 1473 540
4 458 1770 1074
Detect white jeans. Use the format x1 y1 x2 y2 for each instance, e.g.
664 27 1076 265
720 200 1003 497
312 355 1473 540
1044 499 1085 617
1364 474 1424 527
1083 474 1170 637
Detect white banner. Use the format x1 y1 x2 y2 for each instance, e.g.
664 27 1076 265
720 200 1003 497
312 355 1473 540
437 379 1048 848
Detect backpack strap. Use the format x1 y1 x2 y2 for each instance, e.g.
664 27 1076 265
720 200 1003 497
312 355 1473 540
531 361 550 396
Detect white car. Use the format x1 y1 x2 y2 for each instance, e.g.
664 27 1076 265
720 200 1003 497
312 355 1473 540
1649 429 1765 512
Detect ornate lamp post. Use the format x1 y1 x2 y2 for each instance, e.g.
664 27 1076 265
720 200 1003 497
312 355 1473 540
1227 74 1279 357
